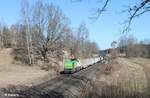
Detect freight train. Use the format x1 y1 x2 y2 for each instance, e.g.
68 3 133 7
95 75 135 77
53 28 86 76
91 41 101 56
62 58 81 74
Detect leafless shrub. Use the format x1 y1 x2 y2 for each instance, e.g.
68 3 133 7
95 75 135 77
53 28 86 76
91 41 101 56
118 35 150 58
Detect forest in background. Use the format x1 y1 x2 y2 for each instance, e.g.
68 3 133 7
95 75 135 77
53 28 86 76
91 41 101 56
0 0 99 70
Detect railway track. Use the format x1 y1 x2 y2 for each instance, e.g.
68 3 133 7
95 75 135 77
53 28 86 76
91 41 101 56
1 61 103 98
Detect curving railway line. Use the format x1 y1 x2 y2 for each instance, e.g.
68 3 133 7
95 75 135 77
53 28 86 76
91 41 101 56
0 60 104 98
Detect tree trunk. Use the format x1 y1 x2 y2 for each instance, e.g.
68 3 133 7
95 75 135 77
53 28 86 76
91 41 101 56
26 24 32 65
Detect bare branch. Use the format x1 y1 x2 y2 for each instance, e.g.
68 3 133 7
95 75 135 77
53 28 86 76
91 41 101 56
89 0 110 20
123 0 150 33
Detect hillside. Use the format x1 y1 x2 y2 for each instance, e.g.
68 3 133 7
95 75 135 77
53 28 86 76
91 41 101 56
0 48 100 88
0 48 49 88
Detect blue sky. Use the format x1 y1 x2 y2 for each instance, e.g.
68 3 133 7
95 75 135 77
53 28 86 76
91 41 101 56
0 0 150 50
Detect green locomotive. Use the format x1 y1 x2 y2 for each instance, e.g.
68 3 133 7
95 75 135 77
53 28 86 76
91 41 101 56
63 58 80 74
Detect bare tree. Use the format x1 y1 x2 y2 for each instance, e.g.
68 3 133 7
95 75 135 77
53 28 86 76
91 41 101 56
10 0 100 67
139 39 150 57
45 4 67 60
78 0 150 33
110 41 118 59
90 0 110 20
31 1 68 67
31 0 46 64
21 0 33 65
75 23 89 57
0 22 4 48
118 35 126 53
61 22 99 59
63 27 74 49
2 26 12 48
83 40 99 58
10 24 20 48
125 35 143 57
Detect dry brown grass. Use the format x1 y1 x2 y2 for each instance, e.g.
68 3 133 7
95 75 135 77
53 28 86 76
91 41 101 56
0 48 49 88
129 58 150 92
94 57 150 98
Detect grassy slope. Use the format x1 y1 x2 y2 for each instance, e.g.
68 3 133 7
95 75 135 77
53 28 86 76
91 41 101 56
95 57 150 97
0 48 49 88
